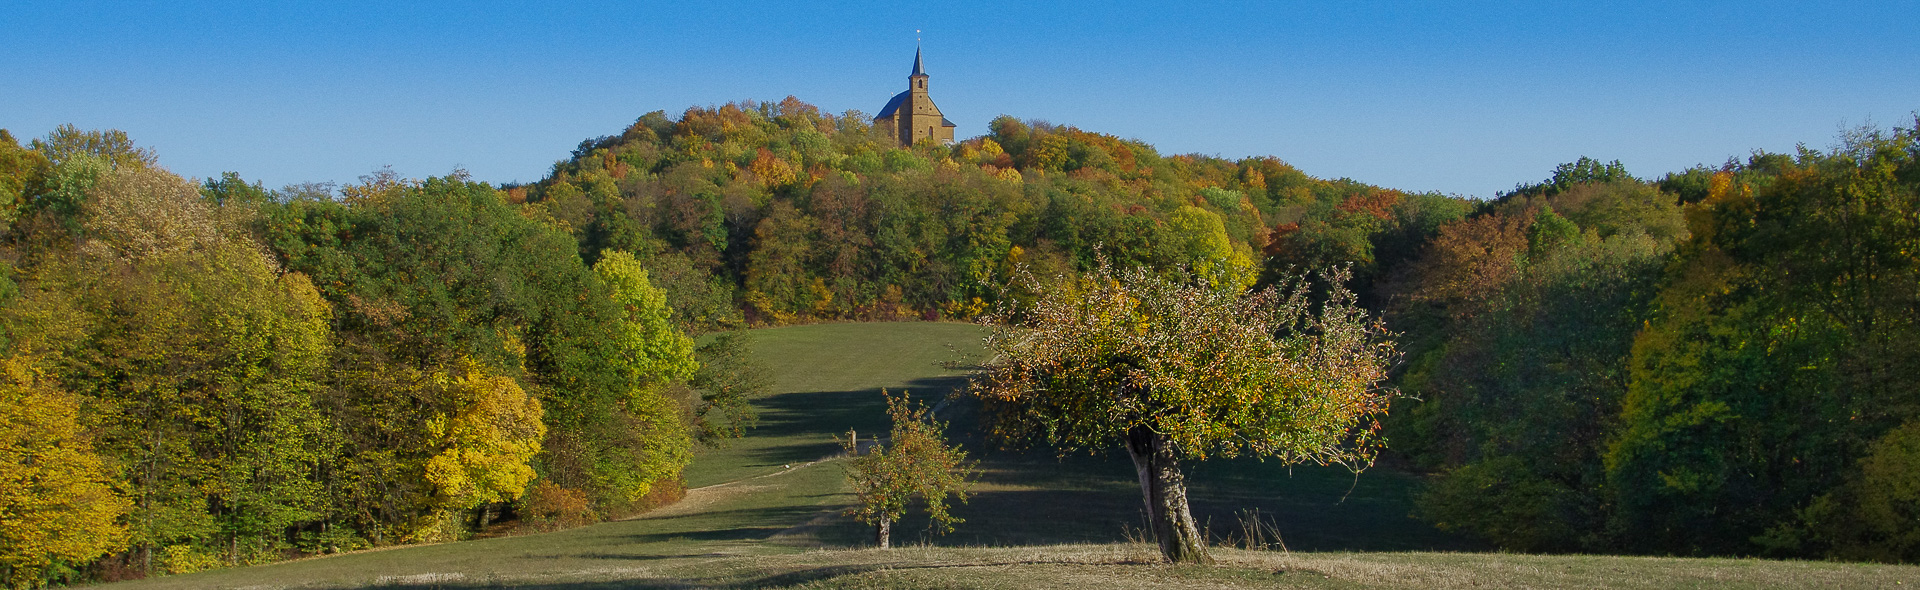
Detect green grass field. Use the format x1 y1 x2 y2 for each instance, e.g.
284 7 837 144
98 322 1920 589
682 322 985 489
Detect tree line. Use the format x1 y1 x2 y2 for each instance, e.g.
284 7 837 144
0 126 761 587
1384 136 1920 561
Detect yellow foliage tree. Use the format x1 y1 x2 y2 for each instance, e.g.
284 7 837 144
1165 205 1257 290
0 354 131 588
423 359 546 513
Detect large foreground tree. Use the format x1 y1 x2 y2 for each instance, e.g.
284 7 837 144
972 263 1396 563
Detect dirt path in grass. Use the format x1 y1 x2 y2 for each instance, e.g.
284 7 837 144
632 454 843 520
642 433 901 522
632 441 892 547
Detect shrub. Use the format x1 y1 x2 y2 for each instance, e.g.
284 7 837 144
518 481 597 533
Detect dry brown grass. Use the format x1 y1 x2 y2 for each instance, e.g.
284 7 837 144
404 544 1910 590
740 545 1918 589
158 543 1905 589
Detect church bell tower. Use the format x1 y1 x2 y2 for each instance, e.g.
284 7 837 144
874 47 956 147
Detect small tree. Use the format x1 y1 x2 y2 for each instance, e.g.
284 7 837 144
841 390 976 549
972 262 1396 564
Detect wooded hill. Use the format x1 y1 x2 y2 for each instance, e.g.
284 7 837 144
0 98 1916 586
518 97 1446 329
526 100 1920 561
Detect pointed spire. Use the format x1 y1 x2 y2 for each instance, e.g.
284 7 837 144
911 47 925 77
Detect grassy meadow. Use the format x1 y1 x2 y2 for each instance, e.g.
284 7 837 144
94 322 1920 589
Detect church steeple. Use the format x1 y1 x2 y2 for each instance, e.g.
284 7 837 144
910 47 928 91
875 46 955 147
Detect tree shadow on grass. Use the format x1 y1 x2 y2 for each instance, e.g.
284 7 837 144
568 552 737 561
356 564 873 589
713 373 1480 556
365 557 1163 589
742 376 972 467
846 441 1486 554
609 505 829 544
871 394 1490 554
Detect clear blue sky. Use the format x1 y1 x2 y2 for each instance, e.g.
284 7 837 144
4 1 1915 197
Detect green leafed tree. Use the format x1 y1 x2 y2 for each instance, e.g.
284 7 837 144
199 172 271 207
683 331 766 445
840 390 975 549
972 261 1396 563
0 130 52 230
596 250 699 389
266 172 641 525
27 124 156 170
592 250 699 503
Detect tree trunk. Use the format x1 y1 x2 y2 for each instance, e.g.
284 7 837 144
876 513 892 549
1126 425 1212 564
477 502 498 530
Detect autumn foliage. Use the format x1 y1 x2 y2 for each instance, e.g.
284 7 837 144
0 127 726 585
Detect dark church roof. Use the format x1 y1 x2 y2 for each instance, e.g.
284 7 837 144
912 47 925 76
877 90 909 119
875 90 954 128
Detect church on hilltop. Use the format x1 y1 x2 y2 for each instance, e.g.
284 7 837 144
873 48 956 147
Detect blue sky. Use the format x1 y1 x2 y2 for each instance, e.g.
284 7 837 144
4 1 1915 197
